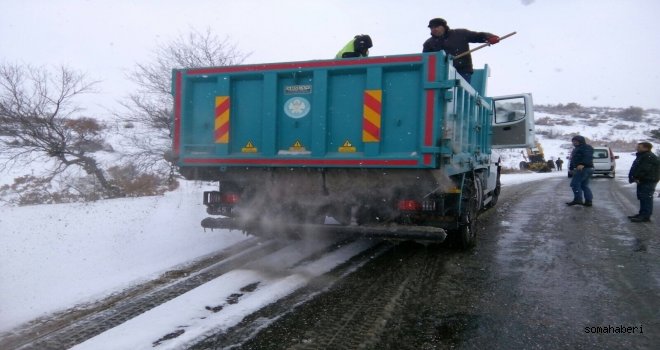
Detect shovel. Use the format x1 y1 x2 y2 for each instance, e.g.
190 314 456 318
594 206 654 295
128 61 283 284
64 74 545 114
453 31 517 59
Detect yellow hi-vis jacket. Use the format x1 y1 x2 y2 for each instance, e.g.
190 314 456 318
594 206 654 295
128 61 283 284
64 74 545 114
335 38 369 59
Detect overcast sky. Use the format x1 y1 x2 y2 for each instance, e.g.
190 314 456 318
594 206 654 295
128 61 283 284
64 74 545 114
2 0 660 115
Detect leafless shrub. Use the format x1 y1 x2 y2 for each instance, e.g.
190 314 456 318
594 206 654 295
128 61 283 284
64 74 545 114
534 102 587 115
117 27 249 178
572 112 591 119
613 124 634 130
617 106 645 122
107 163 179 197
585 119 601 127
592 114 611 123
649 129 660 140
536 128 564 139
0 63 122 199
591 139 639 152
0 175 99 206
535 117 552 125
554 119 574 126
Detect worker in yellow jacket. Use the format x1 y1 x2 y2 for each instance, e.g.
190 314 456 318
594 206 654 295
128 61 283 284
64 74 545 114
335 34 372 59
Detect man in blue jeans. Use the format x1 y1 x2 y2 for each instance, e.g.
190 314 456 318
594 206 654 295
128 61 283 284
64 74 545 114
567 135 594 206
628 142 660 222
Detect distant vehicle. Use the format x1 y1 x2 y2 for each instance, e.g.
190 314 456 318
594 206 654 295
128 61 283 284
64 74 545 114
519 142 550 172
567 145 618 178
592 146 618 178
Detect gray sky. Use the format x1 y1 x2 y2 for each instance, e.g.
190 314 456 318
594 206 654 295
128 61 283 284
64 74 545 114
2 0 660 114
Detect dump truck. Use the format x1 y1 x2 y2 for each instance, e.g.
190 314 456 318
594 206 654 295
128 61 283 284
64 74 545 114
172 51 535 248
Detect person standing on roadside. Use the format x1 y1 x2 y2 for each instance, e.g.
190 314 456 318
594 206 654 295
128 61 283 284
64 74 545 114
628 142 660 222
567 136 594 206
556 157 564 171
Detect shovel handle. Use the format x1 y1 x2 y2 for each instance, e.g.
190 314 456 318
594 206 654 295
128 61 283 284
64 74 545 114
453 31 517 60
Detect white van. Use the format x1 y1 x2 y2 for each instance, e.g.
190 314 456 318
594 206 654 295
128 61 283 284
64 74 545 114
591 146 618 178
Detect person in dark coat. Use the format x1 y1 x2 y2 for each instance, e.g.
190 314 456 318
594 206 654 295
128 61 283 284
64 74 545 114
627 142 660 222
422 18 500 83
567 135 594 206
555 157 564 171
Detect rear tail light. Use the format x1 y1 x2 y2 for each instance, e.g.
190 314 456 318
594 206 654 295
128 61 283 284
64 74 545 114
221 193 240 204
398 200 422 211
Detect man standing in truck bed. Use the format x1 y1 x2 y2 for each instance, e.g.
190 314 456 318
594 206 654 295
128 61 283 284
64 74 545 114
336 34 372 59
422 18 500 83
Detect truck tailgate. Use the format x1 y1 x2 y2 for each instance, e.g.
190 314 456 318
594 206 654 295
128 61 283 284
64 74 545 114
173 54 449 169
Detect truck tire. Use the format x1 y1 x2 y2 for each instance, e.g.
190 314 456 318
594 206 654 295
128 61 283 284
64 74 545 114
457 177 478 249
474 174 484 212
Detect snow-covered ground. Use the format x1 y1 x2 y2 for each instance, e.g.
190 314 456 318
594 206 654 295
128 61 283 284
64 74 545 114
0 170 565 336
0 181 246 333
0 157 649 336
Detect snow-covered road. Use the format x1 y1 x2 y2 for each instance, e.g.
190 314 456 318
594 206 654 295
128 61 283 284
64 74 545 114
3 153 657 348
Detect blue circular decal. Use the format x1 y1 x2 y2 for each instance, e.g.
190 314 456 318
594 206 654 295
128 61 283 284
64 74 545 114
284 97 311 119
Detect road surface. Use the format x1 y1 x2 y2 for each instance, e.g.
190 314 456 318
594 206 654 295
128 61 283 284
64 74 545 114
213 175 659 349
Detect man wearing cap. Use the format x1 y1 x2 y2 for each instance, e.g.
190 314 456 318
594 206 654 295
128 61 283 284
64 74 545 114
423 18 499 83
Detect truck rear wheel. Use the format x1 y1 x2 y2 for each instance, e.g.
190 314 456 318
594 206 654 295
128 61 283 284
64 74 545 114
456 177 478 249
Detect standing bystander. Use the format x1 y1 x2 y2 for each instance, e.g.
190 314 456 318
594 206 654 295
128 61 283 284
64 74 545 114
628 142 660 222
567 136 594 206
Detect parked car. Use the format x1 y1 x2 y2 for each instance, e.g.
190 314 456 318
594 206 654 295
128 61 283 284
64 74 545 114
568 146 618 178
592 146 618 178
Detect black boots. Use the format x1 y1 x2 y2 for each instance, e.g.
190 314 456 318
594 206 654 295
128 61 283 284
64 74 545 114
566 200 592 207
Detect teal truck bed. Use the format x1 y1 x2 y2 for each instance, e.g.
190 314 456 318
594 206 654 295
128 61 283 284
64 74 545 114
172 51 534 247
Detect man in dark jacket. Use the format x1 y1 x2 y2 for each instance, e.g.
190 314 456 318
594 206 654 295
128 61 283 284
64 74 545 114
567 135 594 206
555 157 564 171
628 142 660 222
422 18 500 83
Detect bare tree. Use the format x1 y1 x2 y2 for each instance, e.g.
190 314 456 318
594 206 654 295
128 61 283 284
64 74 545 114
0 63 121 198
119 28 249 176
